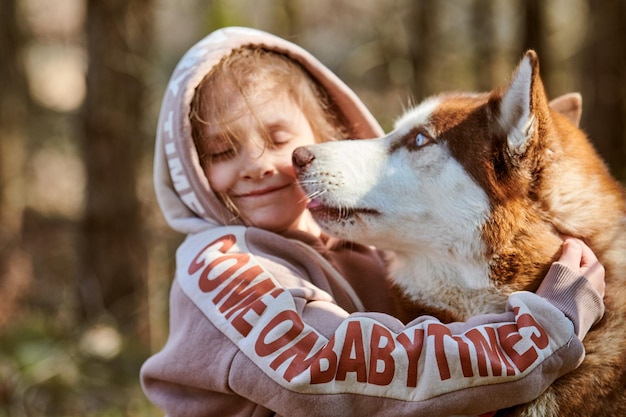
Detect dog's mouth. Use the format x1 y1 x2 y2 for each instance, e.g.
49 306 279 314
306 199 380 222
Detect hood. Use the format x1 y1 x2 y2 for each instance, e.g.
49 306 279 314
154 26 383 234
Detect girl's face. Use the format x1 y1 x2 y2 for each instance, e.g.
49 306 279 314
199 93 318 233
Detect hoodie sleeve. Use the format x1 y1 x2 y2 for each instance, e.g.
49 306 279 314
140 228 602 417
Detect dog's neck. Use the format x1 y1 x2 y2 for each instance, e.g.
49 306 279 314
387 244 508 321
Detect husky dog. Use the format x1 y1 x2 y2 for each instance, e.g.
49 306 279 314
293 51 626 416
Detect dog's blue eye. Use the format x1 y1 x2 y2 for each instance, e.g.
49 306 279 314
415 133 429 147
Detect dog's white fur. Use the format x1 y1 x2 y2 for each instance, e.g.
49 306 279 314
294 51 626 416
298 98 497 316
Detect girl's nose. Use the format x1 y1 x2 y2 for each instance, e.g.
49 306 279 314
240 141 275 179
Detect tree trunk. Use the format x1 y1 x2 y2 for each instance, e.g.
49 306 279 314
582 0 626 182
405 0 440 100
80 0 153 332
0 0 32 327
471 0 496 91
522 0 549 66
520 0 556 97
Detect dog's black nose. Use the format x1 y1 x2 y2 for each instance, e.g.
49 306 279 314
292 147 315 172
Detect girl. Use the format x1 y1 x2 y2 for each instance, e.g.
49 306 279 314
141 27 604 417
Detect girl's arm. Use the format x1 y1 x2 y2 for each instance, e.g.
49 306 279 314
140 233 603 417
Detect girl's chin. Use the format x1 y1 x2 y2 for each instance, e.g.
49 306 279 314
245 211 298 231
245 210 317 234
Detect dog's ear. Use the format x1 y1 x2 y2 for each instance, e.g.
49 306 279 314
549 92 582 127
496 50 550 158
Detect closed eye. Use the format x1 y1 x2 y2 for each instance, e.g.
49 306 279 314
267 123 296 147
207 140 238 161
209 148 237 161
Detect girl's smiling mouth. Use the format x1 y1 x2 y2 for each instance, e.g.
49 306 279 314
234 183 293 198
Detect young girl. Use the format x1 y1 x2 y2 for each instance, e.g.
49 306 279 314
141 27 605 417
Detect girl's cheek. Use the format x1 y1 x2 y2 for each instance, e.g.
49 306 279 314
207 165 231 193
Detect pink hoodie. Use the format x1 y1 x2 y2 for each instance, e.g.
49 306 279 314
140 27 603 417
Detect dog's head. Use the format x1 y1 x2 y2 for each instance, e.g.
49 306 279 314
294 51 622 290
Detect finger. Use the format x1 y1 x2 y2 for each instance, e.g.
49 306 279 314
558 238 583 269
578 240 599 268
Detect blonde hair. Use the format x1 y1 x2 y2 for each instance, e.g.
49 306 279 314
189 46 351 221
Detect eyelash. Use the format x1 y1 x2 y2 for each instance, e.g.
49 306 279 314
269 129 293 145
209 148 236 161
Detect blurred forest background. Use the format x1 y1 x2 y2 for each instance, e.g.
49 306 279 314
1 0 625 415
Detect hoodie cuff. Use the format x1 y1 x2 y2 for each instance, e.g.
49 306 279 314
536 262 605 340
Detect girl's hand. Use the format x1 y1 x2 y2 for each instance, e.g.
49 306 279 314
556 238 606 298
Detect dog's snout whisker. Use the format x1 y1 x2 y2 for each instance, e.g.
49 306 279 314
298 189 327 204
309 190 327 199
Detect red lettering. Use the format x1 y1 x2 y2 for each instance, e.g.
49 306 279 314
270 332 321 382
368 324 395 386
517 313 549 349
214 269 276 319
256 310 305 357
452 335 474 377
188 234 236 274
498 323 538 372
336 322 367 382
396 329 425 387
466 328 515 377
429 323 453 380
214 265 264 305
198 253 249 293
231 296 269 336
310 337 337 384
